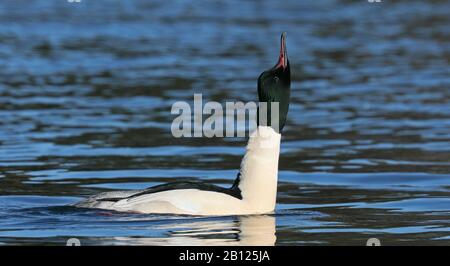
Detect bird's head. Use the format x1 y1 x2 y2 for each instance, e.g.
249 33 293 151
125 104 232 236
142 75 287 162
257 32 291 133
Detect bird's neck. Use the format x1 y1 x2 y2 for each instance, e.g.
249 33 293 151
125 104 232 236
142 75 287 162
238 126 281 213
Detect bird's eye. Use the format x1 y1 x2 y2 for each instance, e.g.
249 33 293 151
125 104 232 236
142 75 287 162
274 76 279 83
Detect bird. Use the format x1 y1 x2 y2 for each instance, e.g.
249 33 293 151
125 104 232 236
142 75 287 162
75 33 291 215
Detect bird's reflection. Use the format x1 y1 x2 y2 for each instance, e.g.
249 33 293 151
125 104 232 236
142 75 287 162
113 215 276 246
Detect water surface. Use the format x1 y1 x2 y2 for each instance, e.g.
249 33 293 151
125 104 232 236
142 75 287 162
0 0 449 245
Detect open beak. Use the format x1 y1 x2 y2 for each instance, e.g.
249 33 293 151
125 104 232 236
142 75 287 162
276 32 288 69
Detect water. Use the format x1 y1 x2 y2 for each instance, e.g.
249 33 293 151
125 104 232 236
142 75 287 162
0 0 449 245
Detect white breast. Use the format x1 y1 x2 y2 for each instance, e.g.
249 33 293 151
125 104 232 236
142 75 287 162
238 126 281 213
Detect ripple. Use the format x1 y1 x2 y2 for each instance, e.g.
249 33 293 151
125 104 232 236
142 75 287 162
0 0 449 245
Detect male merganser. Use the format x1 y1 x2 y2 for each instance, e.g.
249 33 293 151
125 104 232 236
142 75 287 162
75 33 291 215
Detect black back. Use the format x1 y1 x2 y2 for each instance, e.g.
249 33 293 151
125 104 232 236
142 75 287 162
98 173 242 202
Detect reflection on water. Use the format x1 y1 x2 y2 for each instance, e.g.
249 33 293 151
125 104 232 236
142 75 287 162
0 0 449 245
0 196 276 246
115 215 276 246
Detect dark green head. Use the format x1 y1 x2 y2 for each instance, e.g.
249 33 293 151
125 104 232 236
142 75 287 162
257 32 291 133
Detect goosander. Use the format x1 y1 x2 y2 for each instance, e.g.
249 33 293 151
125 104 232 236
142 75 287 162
75 33 291 215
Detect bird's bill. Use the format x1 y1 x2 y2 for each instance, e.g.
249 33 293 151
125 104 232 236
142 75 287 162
276 32 288 69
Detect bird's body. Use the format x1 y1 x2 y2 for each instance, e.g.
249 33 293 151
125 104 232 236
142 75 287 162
76 126 280 215
76 33 291 216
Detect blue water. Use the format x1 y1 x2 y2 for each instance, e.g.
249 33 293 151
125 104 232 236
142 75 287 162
0 0 449 245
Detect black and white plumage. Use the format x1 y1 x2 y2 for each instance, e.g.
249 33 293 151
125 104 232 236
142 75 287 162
75 33 291 215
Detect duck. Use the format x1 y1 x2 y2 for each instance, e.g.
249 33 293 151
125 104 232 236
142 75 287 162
75 32 291 215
